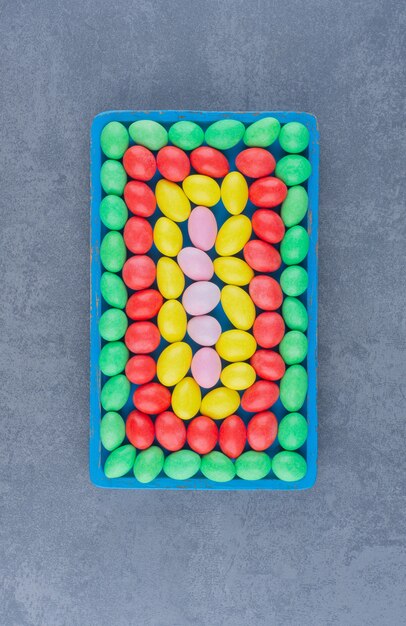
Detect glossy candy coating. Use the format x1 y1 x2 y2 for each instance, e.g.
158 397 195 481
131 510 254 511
275 155 311 186
154 217 183 257
280 365 308 412
122 255 156 291
187 315 222 346
101 375 130 412
100 121 129 159
220 362 256 390
182 175 221 207
155 411 187 452
124 216 153 254
221 172 248 215
156 146 190 182
100 160 127 196
157 300 187 343
177 247 214 281
100 236 126 278
243 117 280 147
201 451 236 483
235 148 276 178
124 181 156 217
191 348 221 389
271 451 307 482
280 225 309 265
155 179 191 222
126 289 163 321
125 355 156 385
252 210 285 244
123 145 156 181
279 122 309 153
187 416 218 454
188 206 218 251
219 415 246 458
99 308 128 341
243 239 281 273
190 147 229 178
104 444 136 479
129 120 168 150
241 381 279 412
277 413 308 451
171 377 201 420
182 282 220 316
221 285 256 330
216 330 257 362
253 312 285 348
100 195 128 230
249 177 287 208
157 342 192 387
168 121 204 150
235 451 271 480
250 350 285 381
280 266 308 296
200 387 240 420
282 297 308 331
99 341 129 376
247 411 278 451
126 410 155 450
279 330 308 365
164 450 201 480
133 382 171 414
156 257 185 299
213 257 254 286
100 412 126 451
281 185 308 227
100 272 127 309
249 275 283 311
125 321 160 354
215 215 252 256
205 119 245 150
133 446 164 483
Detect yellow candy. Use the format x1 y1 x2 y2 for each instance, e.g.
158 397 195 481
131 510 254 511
172 377 201 420
220 362 256 390
216 330 257 362
215 215 252 256
213 257 254 286
155 179 191 222
221 172 248 215
221 285 255 330
200 387 240 420
157 300 187 342
156 257 185 299
182 175 220 207
157 342 192 387
153 217 182 257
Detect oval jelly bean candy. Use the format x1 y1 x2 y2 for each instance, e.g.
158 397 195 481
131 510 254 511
249 275 283 311
213 257 254 286
126 410 155 450
247 411 278 451
133 446 164 483
100 272 127 309
168 121 204 150
279 122 309 153
122 255 156 291
182 282 220 316
156 146 190 181
156 257 185 299
221 285 255 330
235 148 276 178
129 120 168 150
124 216 153 254
249 177 287 208
177 248 214 281
100 121 129 159
100 160 127 195
125 355 156 385
123 145 156 181
279 330 308 365
280 364 308 412
243 117 280 147
104 444 136 478
126 289 163 321
158 300 187 343
99 341 129 376
220 362 256 390
216 330 257 362
205 119 245 150
164 450 201 480
280 226 309 265
219 415 246 458
253 312 285 348
272 451 307 482
191 348 221 389
277 413 308 451
171 377 201 420
275 155 311 186
100 232 126 272
200 387 240 420
125 321 160 353
133 382 171 414
157 342 192 387
187 416 218 454
282 297 308 331
252 209 285 243
235 451 271 480
100 195 128 230
100 412 126 451
187 315 222 346
221 172 248 215
188 206 218 251
215 215 252 256
280 266 308 296
182 175 221 207
99 308 128 341
201 451 236 483
124 181 156 217
250 350 285 381
155 179 191 222
190 146 229 178
281 185 308 227
243 239 281 272
153 217 183 257
241 381 279 412
155 411 187 451
101 375 130 412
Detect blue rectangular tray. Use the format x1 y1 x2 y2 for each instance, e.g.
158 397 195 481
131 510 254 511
90 110 318 490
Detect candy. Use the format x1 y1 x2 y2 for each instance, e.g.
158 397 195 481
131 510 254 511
213 257 254 286
101 375 130 411
201 451 236 483
275 155 312 186
100 272 127 309
153 217 183 257
100 232 126 272
271 451 307 482
157 342 192 387
219 415 246 458
182 282 220 316
235 451 271 480
168 121 204 150
216 330 256 362
133 446 164 483
133 382 171 414
235 148 276 178
100 412 126 451
277 413 308 451
123 145 156 181
187 416 218 454
100 195 128 230
100 121 129 159
182 175 221 207
99 341 129 376
281 185 308 227
188 206 218 251
155 179 191 222
191 347 221 388
126 289 163 321
279 330 308 365
280 225 309 265
200 387 240 420
99 308 128 341
221 285 256 330
243 117 280 147
253 312 285 348
157 300 187 343
252 209 285 243
190 146 229 178
215 215 252 256
104 444 136 478
250 350 285 381
247 411 278 451
124 181 156 217
249 177 287 208
249 275 283 311
156 146 190 181
187 315 222 346
155 411 186 451
156 257 185 299
241 381 279 412
279 122 309 154
220 362 256 390
129 120 168 150
125 321 160 354
122 255 156 291
221 172 248 215
280 266 308 296
123 216 153 254
177 247 214 281
125 355 156 385
126 410 155 450
100 160 127 195
163 450 201 480
205 119 245 150
243 239 281 273
172 377 201 420
280 365 308 412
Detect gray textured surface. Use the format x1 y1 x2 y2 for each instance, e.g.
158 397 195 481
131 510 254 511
0 0 405 624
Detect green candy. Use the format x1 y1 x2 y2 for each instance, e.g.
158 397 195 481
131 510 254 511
100 121 129 159
279 122 309 154
275 155 311 186
129 120 168 150
100 411 126 451
104 444 136 478
101 374 130 412
133 446 164 483
205 119 245 150
243 117 280 147
278 413 308 451
280 266 308 297
281 186 308 227
100 231 126 273
100 160 127 196
272 451 307 482
163 450 201 480
169 121 204 150
99 341 129 376
282 297 308 331
280 365 308 412
100 272 127 309
99 195 128 230
280 226 309 266
99 308 128 341
235 451 271 480
201 451 236 483
279 331 308 365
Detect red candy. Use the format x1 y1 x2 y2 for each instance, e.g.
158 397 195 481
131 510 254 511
187 416 218 454
133 382 171 414
123 146 156 181
125 321 160 354
253 312 285 348
122 255 156 291
249 176 287 207
125 355 156 384
126 289 163 321
124 181 156 217
241 381 279 412
247 411 278 451
157 146 190 182
249 275 283 311
126 410 155 450
236 148 276 179
252 209 285 244
155 411 186 451
250 350 285 381
123 216 153 254
243 239 281 273
190 146 230 178
219 415 246 458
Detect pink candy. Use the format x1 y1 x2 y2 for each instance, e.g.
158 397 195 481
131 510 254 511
188 206 217 251
177 247 214 281
191 348 221 388
182 282 220 315
187 315 222 346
